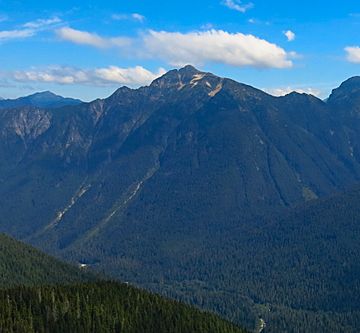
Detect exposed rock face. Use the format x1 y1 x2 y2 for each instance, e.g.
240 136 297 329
5 107 51 143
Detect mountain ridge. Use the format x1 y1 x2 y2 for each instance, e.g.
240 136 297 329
0 91 83 109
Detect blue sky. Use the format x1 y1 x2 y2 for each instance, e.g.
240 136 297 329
0 0 359 101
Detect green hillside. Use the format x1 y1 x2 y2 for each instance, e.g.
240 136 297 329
0 281 246 333
0 233 247 333
0 233 92 288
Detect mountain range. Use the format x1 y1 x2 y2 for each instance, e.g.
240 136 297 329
1 65 360 332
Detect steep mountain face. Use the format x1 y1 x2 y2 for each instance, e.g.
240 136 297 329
0 91 82 109
0 233 92 288
0 67 359 242
328 76 360 116
1 67 360 331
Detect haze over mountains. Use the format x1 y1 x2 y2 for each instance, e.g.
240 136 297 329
1 66 360 332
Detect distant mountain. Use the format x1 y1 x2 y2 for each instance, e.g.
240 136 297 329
0 233 92 288
0 91 82 109
1 66 360 331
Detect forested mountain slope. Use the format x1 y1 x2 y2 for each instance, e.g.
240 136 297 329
0 233 92 288
0 235 246 333
1 67 360 331
0 281 246 333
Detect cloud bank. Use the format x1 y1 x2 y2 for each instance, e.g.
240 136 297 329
11 66 166 87
265 86 321 97
143 29 293 68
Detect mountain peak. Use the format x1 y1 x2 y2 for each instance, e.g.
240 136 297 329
31 90 58 97
178 64 201 75
328 76 360 106
150 65 218 91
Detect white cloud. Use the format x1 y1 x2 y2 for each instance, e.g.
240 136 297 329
131 13 145 22
56 27 130 48
111 13 145 22
143 29 293 68
94 66 165 85
54 27 294 69
0 29 35 41
11 65 166 87
23 17 62 29
0 16 62 42
284 30 295 42
345 46 360 63
265 86 321 97
222 0 253 13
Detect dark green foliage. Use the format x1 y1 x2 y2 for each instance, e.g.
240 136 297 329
70 185 360 332
0 281 246 333
0 234 93 288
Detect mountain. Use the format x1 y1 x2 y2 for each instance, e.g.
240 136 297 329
0 91 82 109
0 234 246 333
1 66 360 331
0 233 93 288
1 67 359 240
